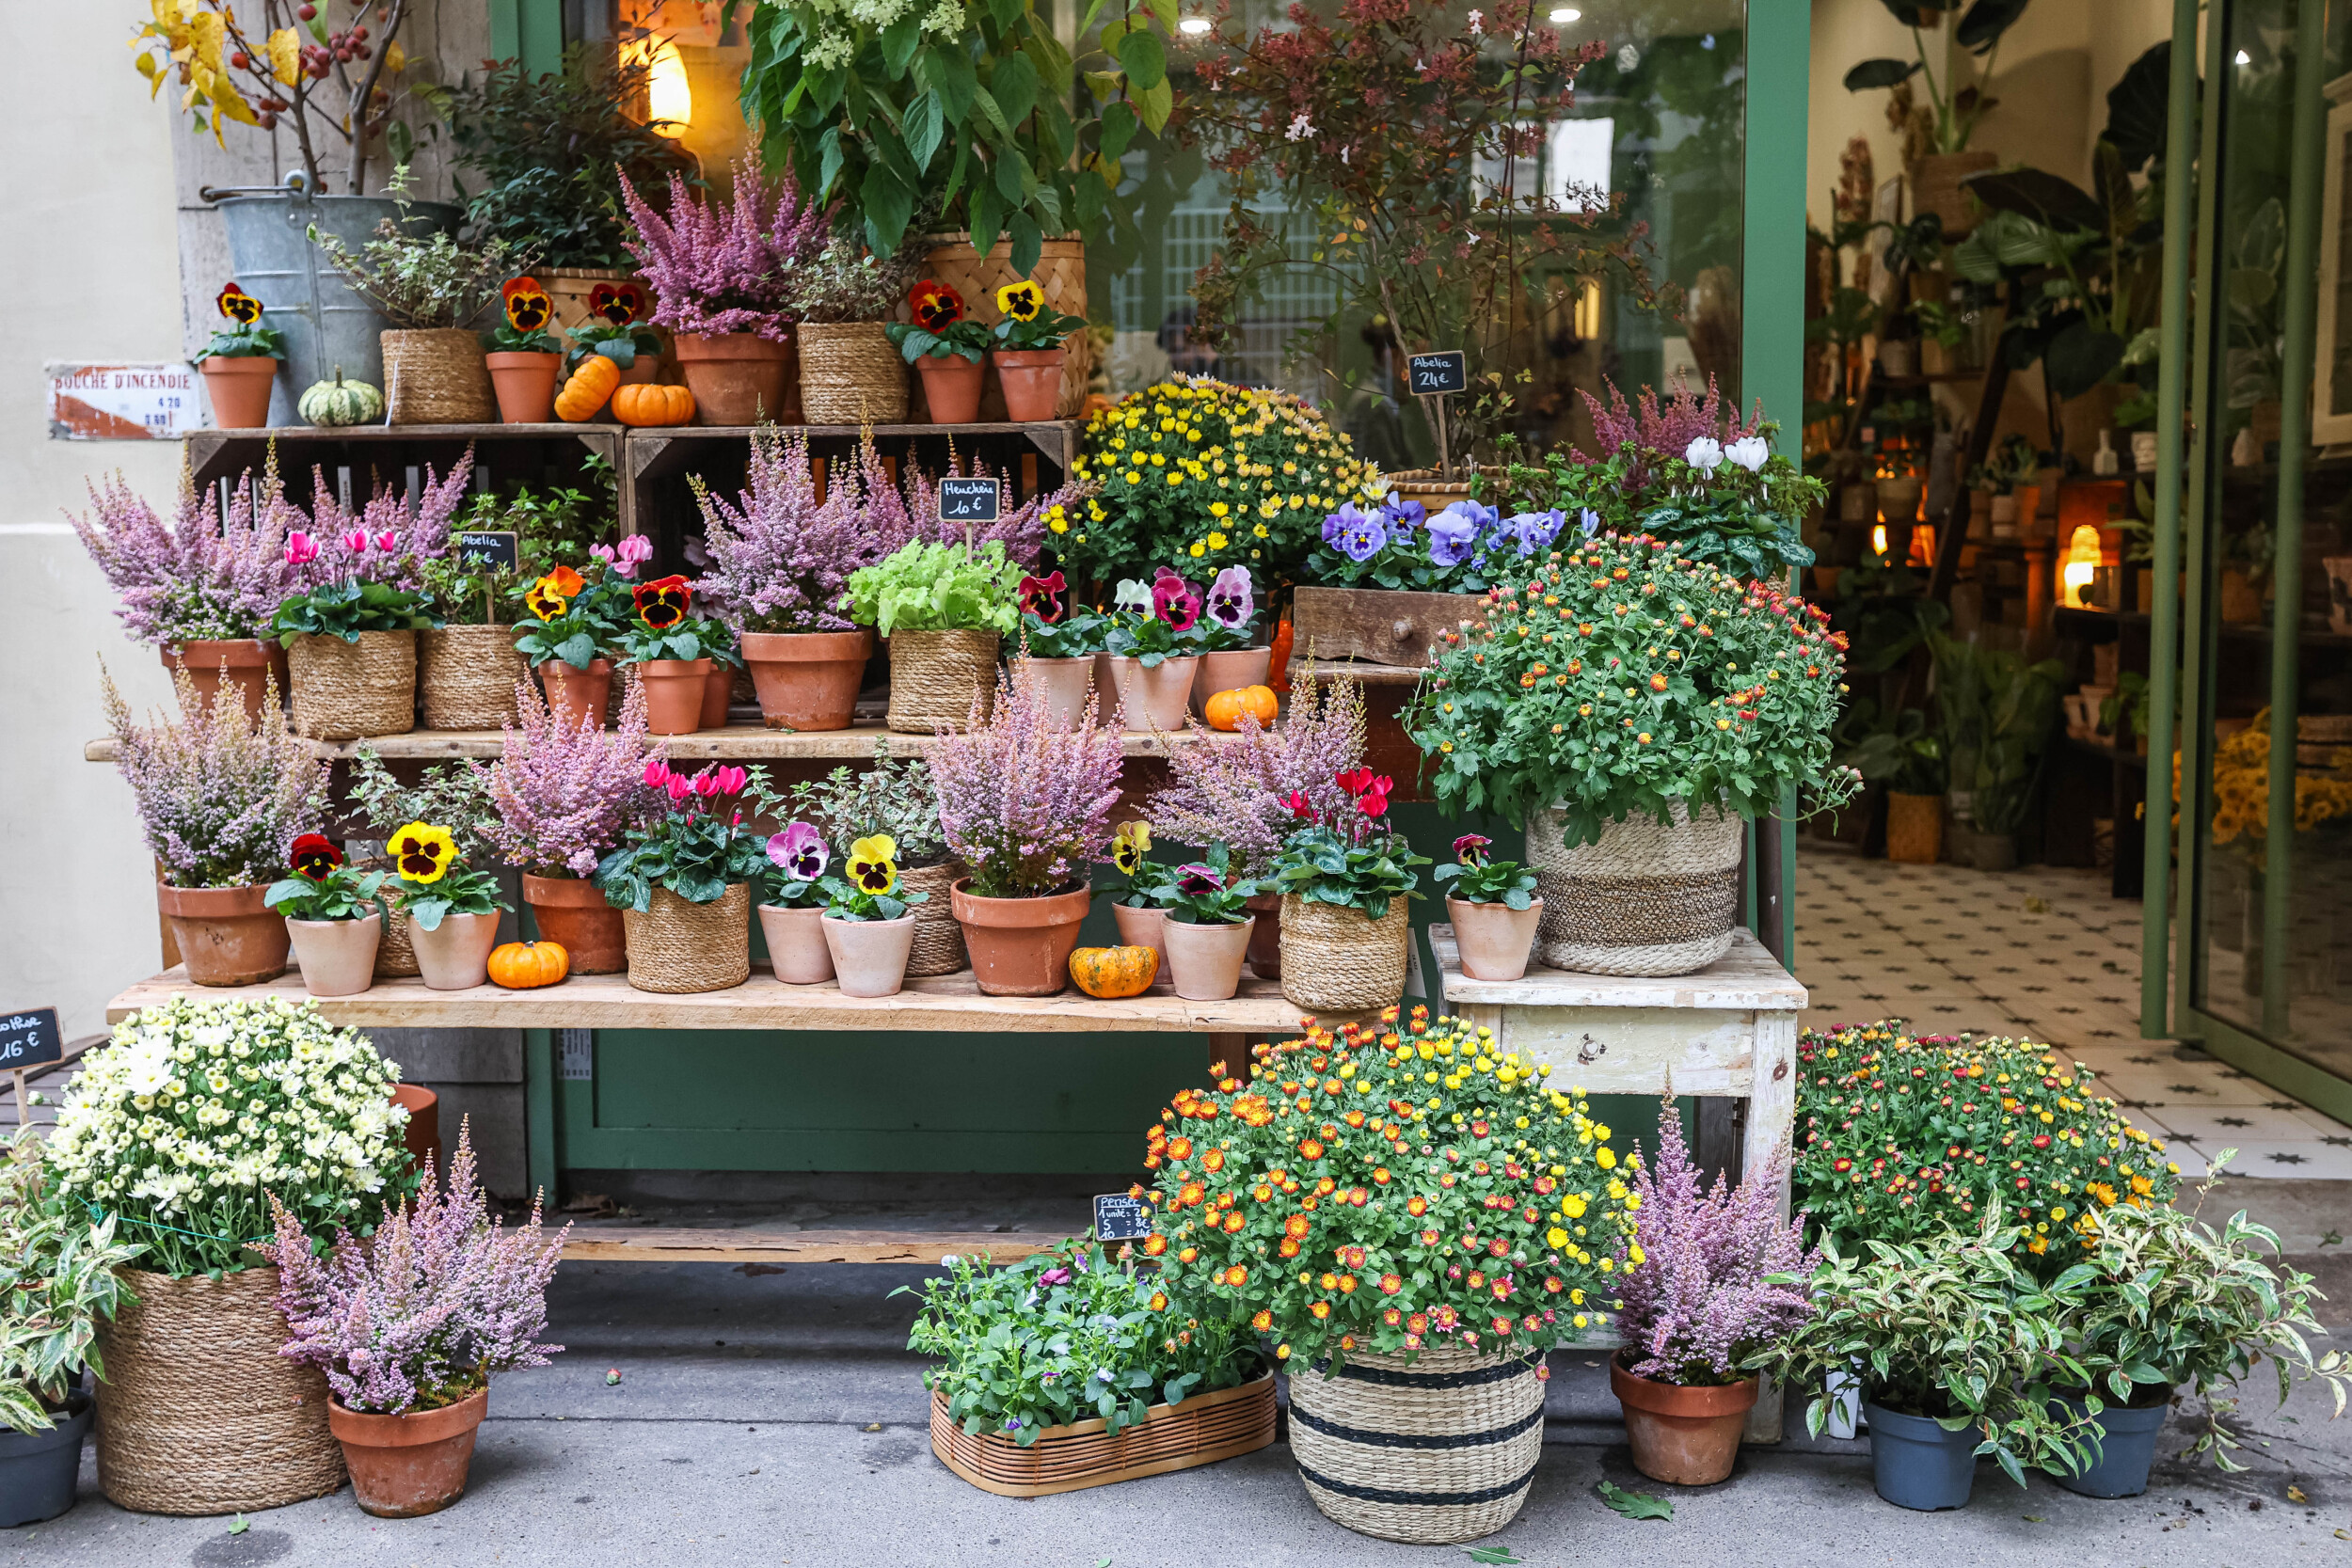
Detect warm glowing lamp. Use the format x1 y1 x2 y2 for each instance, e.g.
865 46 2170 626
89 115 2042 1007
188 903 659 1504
1872 523 1889 559
2061 524 2100 607
1572 277 1602 341
1179 15 1213 34
644 36 691 135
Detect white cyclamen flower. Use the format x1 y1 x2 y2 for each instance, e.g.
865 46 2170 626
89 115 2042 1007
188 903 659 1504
1725 435 1770 472
1685 436 1724 471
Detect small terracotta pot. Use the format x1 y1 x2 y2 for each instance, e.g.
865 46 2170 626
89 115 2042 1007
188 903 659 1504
392 1082 440 1172
915 355 984 424
522 873 627 974
1446 895 1543 982
1105 655 1200 733
162 641 288 727
485 351 562 423
1012 656 1098 729
328 1386 487 1519
1192 645 1272 712
541 657 612 730
199 356 278 429
757 903 834 985
1110 900 1168 968
1245 892 1282 980
1163 915 1254 1002
949 880 1095 996
992 347 1064 423
1611 1356 1757 1487
674 330 795 425
637 657 714 735
156 881 289 986
821 911 918 998
286 911 382 997
740 629 870 731
409 911 501 991
701 661 734 729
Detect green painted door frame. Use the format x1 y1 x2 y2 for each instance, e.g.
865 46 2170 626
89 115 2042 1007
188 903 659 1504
488 0 567 73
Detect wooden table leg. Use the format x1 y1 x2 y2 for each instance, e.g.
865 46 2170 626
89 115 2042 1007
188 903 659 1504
1742 1008 1802 1444
1207 1033 1246 1084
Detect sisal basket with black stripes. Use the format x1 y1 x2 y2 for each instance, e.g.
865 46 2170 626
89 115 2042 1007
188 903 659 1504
1286 1343 1546 1544
929 1370 1277 1497
1523 799 1742 976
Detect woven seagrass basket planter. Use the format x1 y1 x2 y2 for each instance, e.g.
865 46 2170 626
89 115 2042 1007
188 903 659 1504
1279 896 1412 1013
797 322 909 423
930 1370 1277 1497
373 893 421 978
885 630 999 734
896 860 972 976
96 1266 347 1515
1525 800 1742 976
1286 1345 1545 1545
419 624 527 730
287 630 417 740
381 328 497 424
622 883 752 993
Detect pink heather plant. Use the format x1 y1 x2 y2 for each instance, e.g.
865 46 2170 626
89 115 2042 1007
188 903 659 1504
619 153 831 341
857 444 1071 567
1613 1100 1821 1387
1575 372 1767 488
929 664 1124 898
482 679 666 878
692 424 874 634
72 461 298 644
1146 668 1366 879
262 1120 570 1417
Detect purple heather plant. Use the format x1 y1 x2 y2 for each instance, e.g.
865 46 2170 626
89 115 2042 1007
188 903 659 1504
619 153 831 341
866 451 1071 566
482 679 666 878
929 664 1124 899
692 424 874 634
1613 1101 1821 1387
1575 372 1767 491
263 1120 570 1417
72 461 298 645
284 452 475 594
1146 667 1366 879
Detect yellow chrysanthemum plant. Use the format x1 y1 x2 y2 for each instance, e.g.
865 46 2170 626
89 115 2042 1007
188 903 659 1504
1139 1006 1637 1375
387 819 510 932
989 278 1087 353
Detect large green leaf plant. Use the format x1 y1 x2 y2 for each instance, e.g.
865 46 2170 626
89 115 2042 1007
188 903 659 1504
0 1127 141 1433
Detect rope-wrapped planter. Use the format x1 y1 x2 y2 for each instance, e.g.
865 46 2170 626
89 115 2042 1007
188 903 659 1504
1279 896 1412 1014
381 328 497 424
286 630 416 740
621 884 751 994
796 322 909 423
95 1265 347 1515
419 624 527 730
930 1371 1277 1497
896 860 972 976
1286 1344 1545 1545
1524 800 1741 976
885 630 999 735
373 899 421 978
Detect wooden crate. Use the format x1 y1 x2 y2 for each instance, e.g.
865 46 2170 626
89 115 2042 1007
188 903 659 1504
183 423 621 501
929 1371 1278 1497
1291 585 1487 670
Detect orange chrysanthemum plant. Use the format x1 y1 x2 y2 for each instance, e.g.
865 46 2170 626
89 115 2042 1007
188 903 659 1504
1139 1006 1637 1374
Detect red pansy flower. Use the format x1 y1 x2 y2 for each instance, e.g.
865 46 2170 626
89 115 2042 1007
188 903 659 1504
909 279 964 332
1019 571 1067 624
216 282 262 325
501 276 553 333
633 574 691 631
289 833 343 881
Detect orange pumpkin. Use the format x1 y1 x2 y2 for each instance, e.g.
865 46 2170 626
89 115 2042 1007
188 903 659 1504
1068 944 1158 998
612 382 696 427
487 940 570 989
1203 684 1279 732
553 355 622 421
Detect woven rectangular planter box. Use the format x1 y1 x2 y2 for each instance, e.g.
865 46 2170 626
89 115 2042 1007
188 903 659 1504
929 1370 1277 1497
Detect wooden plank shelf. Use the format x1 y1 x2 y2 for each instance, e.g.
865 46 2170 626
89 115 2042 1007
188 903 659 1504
560 1226 1059 1266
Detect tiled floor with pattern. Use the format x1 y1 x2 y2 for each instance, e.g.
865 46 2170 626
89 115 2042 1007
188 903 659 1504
1794 844 2352 1179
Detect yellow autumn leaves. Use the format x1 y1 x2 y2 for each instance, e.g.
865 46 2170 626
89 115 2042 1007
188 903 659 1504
132 1 406 145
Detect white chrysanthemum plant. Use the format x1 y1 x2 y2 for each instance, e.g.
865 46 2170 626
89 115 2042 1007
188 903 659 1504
48 997 412 1279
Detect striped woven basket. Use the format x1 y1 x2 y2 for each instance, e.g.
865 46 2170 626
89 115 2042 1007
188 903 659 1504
930 1370 1277 1497
1286 1344 1545 1544
1524 800 1742 976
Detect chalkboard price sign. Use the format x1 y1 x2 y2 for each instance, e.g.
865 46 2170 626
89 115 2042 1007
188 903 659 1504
937 477 1002 525
1093 1192 1157 1243
453 531 520 571
0 1008 62 1072
1406 350 1468 397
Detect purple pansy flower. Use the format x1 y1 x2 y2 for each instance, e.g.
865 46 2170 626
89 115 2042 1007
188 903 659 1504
1323 501 1368 547
1504 509 1565 555
1380 495 1427 531
1205 565 1254 630
1426 504 1481 567
1152 566 1202 630
767 820 828 881
1336 508 1388 563
1578 507 1603 537
1175 863 1224 895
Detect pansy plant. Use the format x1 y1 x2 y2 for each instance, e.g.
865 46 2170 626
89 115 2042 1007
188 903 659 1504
263 833 390 924
1017 571 1112 659
199 281 287 361
820 834 929 923
1159 845 1258 927
1105 568 1210 667
1307 495 1569 594
1434 832 1538 911
1107 820 1163 910
387 820 510 931
617 575 730 665
989 279 1088 352
761 821 831 910
565 282 661 372
887 279 993 366
1197 565 1258 654
485 277 561 355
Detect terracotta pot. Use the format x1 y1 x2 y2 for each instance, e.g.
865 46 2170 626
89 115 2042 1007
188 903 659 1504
1110 900 1168 968
919 233 1092 418
1611 1356 1757 1487
914 355 984 424
1163 915 1254 1002
821 911 919 998
541 657 612 730
636 657 714 735
1012 655 1098 729
1245 891 1282 979
740 629 870 730
328 1386 486 1519
199 356 278 429
674 331 795 425
1090 653 1121 726
701 660 734 729
1192 645 1272 712
522 873 626 974
162 640 288 727
286 911 382 997
949 880 1095 996
758 903 834 985
287 629 417 739
485 351 562 423
1446 895 1543 982
409 911 501 990
156 881 289 986
1884 792 1943 865
1105 655 1200 733
392 1083 440 1172
992 347 1064 423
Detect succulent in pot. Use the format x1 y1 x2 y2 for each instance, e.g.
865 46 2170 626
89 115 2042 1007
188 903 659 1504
1434 832 1541 983
195 281 286 429
1154 846 1259 1003
387 821 511 991
594 759 766 993
265 833 392 997
817 834 930 998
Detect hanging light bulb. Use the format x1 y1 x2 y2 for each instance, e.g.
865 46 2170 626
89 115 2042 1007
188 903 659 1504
1179 15 1213 34
1549 7 1582 21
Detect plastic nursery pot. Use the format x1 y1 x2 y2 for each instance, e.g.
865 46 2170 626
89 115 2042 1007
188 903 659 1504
409 911 501 991
1162 915 1254 1003
0 1390 91 1527
1012 655 1097 730
199 356 278 429
328 1386 487 1519
636 657 715 736
2050 1389 2172 1498
1105 655 1201 733
673 330 795 425
1245 892 1282 980
740 630 871 731
949 880 1095 997
701 660 734 730
1445 895 1543 983
1609 1356 1757 1487
1191 646 1272 712
162 640 288 727
523 874 626 974
286 911 383 998
156 881 290 987
914 355 984 425
758 903 835 986
1864 1402 1980 1512
485 351 562 423
992 348 1063 423
1110 901 1168 968
820 911 919 998
540 657 613 731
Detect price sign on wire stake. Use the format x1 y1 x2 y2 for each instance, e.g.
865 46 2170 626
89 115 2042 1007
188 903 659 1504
937 477 1002 525
1405 350 1468 481
1093 1192 1157 1244
0 1007 62 1132
453 531 519 571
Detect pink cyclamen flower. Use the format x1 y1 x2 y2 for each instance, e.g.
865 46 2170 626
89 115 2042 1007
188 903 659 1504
599 534 655 578
341 528 370 555
285 530 319 566
644 758 672 789
374 529 398 554
712 765 747 797
665 775 692 804
1152 567 1201 631
691 768 723 798
769 821 828 880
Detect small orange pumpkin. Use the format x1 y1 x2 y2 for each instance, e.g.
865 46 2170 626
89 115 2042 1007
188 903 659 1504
553 355 622 421
612 381 696 427
487 940 570 990
1203 684 1279 732
1068 944 1158 998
